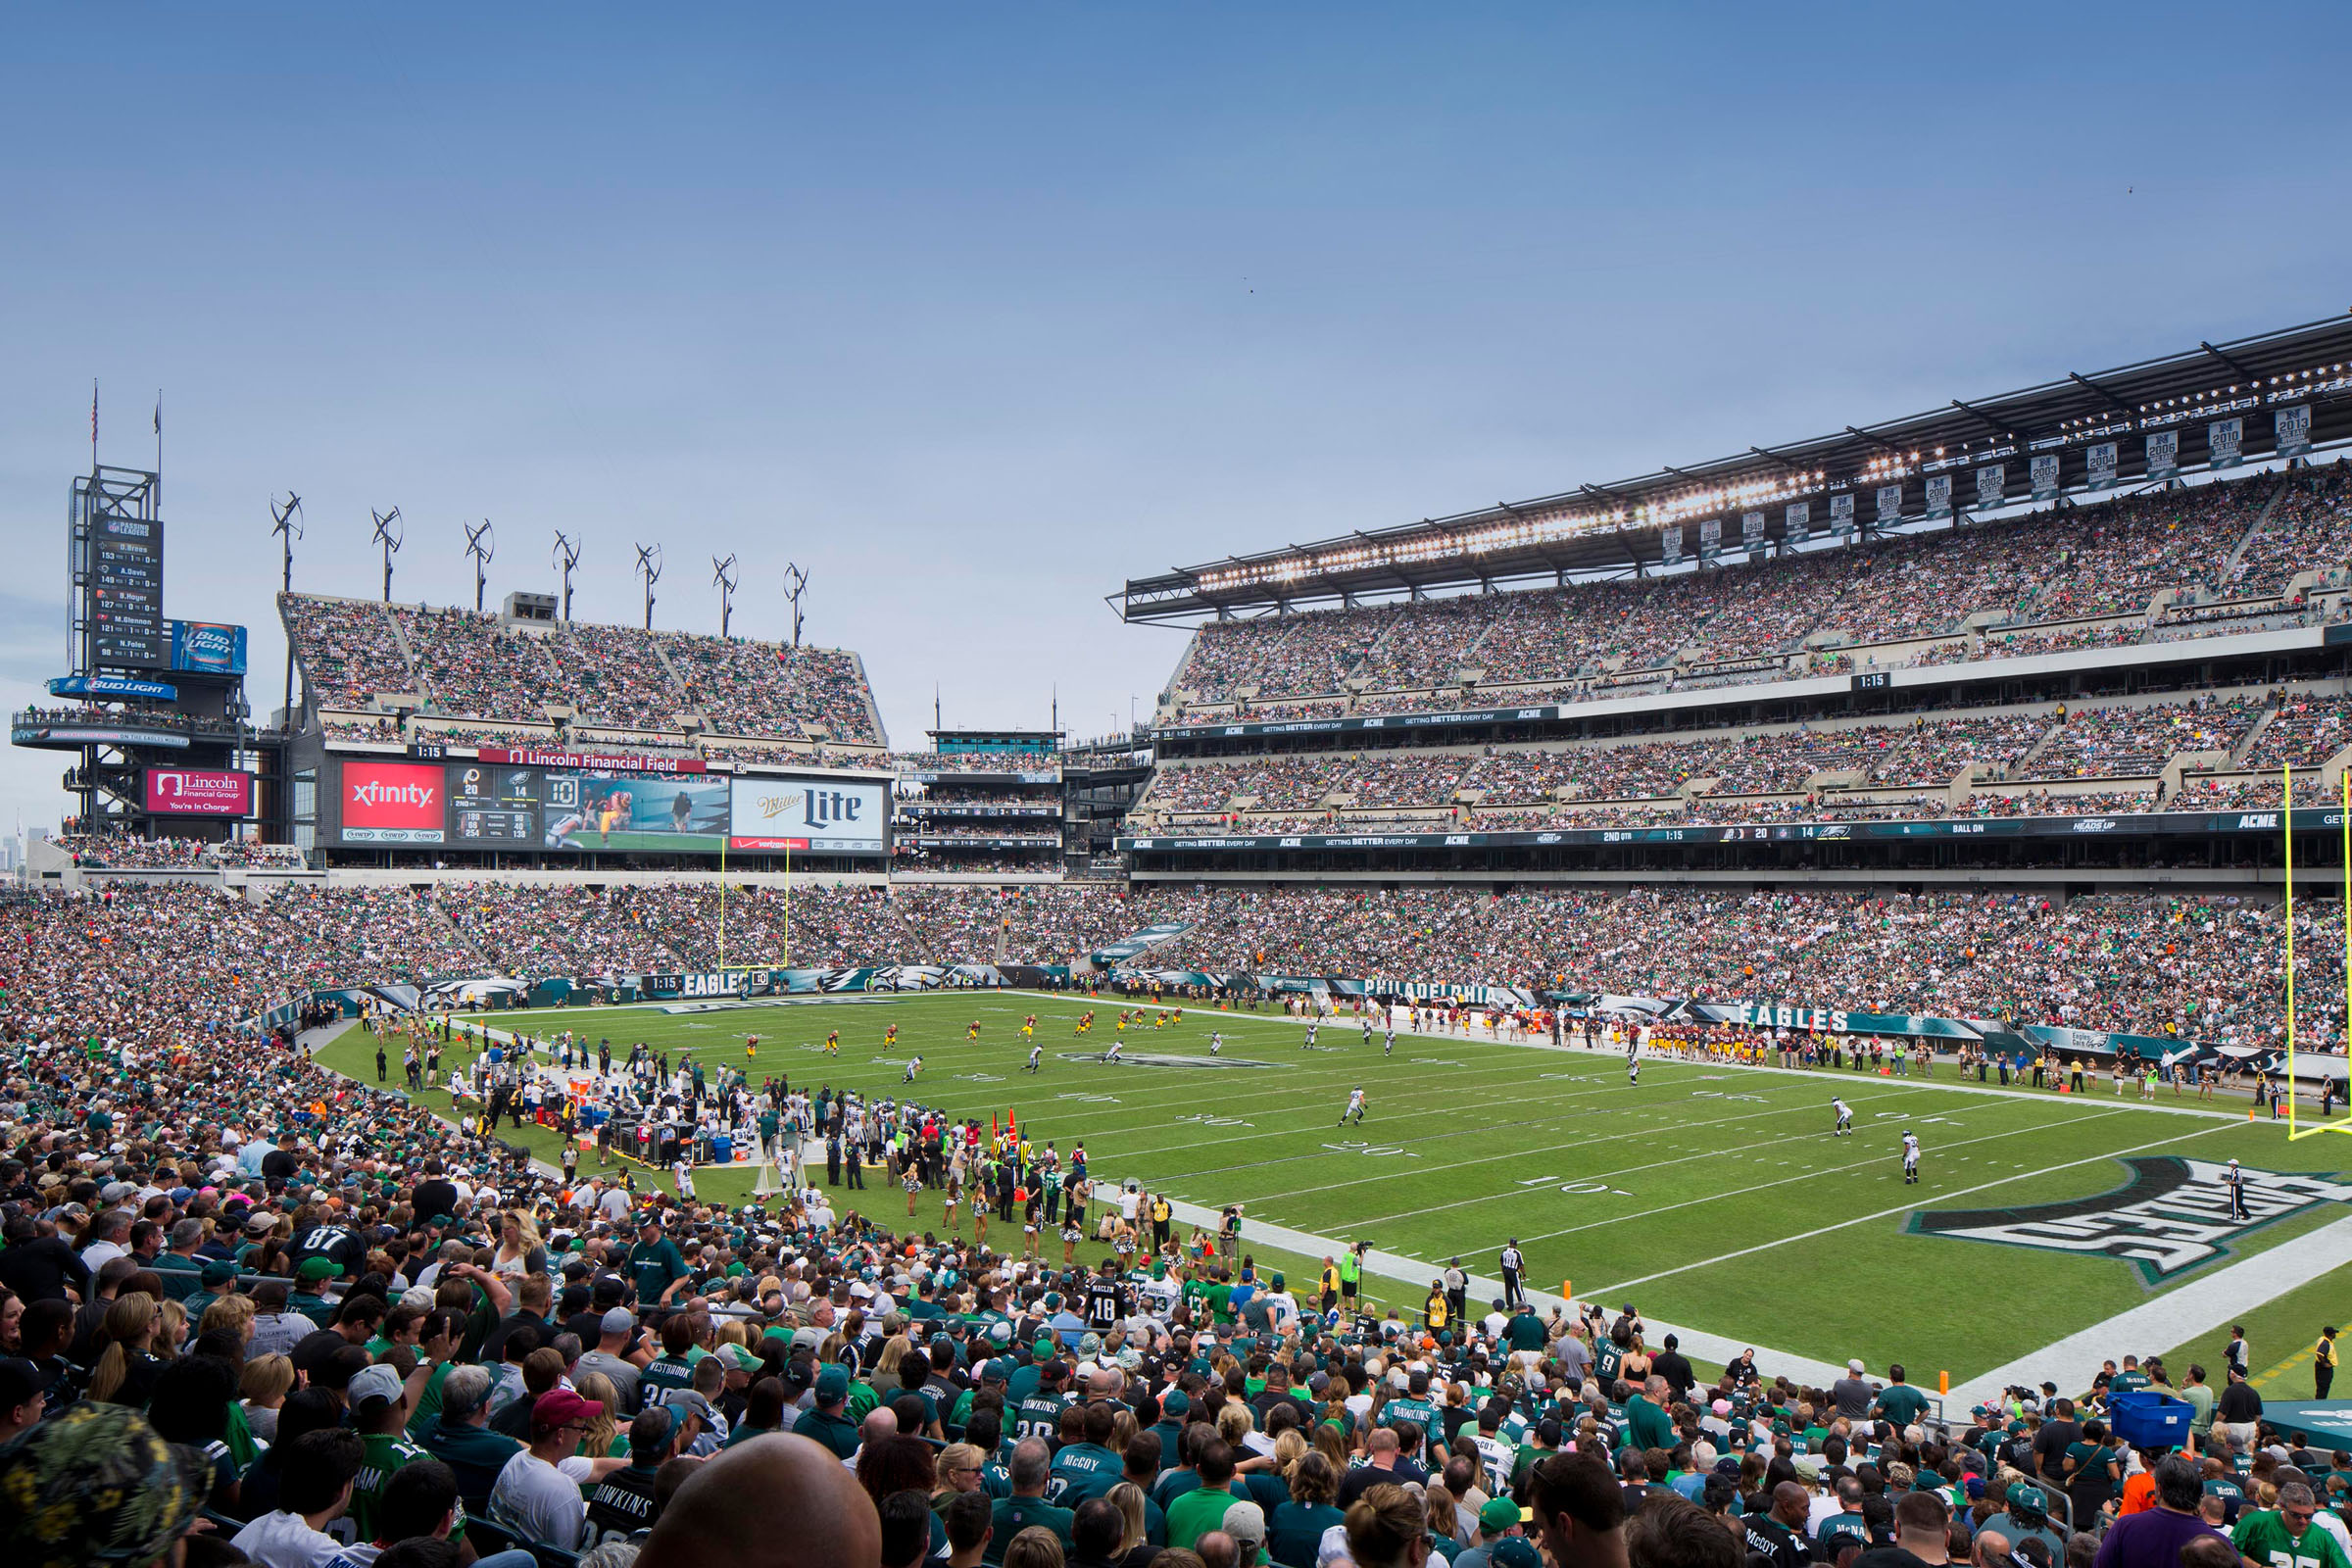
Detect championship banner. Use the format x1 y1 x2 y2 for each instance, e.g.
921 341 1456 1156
1697 516 1721 562
1976 463 2006 511
2210 416 2243 468
1923 474 1951 519
1875 484 1903 523
2278 403 2314 457
1660 523 1684 564
2144 429 2179 480
2030 453 2061 500
1785 500 1810 537
1829 493 1855 537
2085 441 2119 491
1740 510 1766 551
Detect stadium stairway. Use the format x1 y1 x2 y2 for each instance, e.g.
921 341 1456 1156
2210 475 2292 591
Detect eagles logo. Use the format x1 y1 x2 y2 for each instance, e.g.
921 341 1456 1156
1908 1156 2352 1284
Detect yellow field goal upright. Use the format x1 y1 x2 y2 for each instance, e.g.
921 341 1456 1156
2283 763 2352 1140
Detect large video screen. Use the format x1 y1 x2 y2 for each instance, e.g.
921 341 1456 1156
540 770 729 853
329 758 883 856
446 762 542 847
727 775 887 853
144 767 254 817
337 760 446 844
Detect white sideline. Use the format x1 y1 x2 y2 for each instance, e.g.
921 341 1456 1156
1943 1205 2352 1408
1122 1188 1856 1391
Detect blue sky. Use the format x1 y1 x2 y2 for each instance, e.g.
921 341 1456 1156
2 4 2349 829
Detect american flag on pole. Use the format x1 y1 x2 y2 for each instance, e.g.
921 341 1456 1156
90 381 98 444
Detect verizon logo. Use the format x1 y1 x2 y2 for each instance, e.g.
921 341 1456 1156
350 780 436 808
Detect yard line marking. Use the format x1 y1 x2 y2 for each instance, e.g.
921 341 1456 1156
1586 1117 2234 1298
1329 1097 2027 1232
1499 1107 2137 1249
1195 1079 2009 1205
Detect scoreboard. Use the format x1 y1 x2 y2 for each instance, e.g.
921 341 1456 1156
325 753 888 857
90 515 166 668
447 762 541 845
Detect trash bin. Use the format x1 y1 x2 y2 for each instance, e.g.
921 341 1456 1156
2108 1391 2193 1449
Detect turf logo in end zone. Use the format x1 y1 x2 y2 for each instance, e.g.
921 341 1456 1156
1054 1052 1274 1069
1907 1156 2352 1284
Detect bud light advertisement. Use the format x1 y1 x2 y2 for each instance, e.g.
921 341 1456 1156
168 620 249 675
143 767 254 817
729 776 887 854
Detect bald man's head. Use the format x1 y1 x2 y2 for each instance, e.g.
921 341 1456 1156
861 1408 899 1445
637 1434 881 1568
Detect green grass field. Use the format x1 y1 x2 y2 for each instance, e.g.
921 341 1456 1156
315 992 2352 1388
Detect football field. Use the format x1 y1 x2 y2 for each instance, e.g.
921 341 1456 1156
318 991 2352 1390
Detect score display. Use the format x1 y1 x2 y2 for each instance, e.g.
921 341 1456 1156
91 515 166 667
446 763 542 845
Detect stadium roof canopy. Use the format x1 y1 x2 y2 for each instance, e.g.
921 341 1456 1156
1112 314 2352 624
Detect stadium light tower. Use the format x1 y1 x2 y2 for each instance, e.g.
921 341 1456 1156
464 518 495 612
712 553 739 639
369 507 403 602
783 562 809 649
552 530 581 620
270 493 304 725
635 542 662 630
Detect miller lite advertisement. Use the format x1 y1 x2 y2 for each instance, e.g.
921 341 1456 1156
143 767 253 817
728 776 887 855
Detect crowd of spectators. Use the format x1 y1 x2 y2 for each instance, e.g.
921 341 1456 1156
280 596 886 749
543 624 691 732
2242 692 2352 770
281 595 417 707
394 609 572 725
1151 884 2340 1044
52 835 310 871
895 755 1059 776
2214 468 2352 599
2029 698 2262 778
2003 479 2281 624
1164 466 2341 721
660 637 882 746
3 866 2344 1568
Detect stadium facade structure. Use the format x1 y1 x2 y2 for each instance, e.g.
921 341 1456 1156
1114 316 2352 891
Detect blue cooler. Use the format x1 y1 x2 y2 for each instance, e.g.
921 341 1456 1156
2108 1391 2193 1448
711 1134 733 1165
